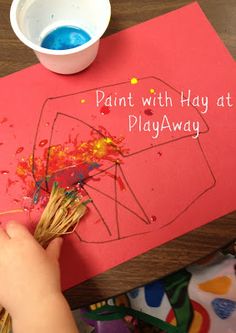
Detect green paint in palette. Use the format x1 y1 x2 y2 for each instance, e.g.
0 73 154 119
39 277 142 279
41 26 91 50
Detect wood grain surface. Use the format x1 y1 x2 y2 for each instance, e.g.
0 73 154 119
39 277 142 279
0 0 235 309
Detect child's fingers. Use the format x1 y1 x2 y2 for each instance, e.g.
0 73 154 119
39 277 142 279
5 222 31 239
0 226 9 242
46 237 63 260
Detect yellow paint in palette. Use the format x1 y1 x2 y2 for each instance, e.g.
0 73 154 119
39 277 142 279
198 276 232 295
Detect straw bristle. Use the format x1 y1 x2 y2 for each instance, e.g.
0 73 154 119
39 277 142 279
0 311 11 333
0 182 87 333
34 182 87 246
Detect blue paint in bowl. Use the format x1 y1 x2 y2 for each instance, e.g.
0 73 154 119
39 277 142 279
41 26 91 50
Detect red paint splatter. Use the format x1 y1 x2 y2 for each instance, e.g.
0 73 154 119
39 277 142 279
92 177 101 182
0 117 7 124
7 179 18 187
39 139 48 147
22 195 33 210
100 105 111 115
47 164 93 190
1 170 9 175
9 124 14 128
76 186 87 196
16 146 24 154
151 215 157 222
68 134 72 143
6 178 19 193
157 152 162 157
144 109 154 116
117 176 126 191
105 171 126 191
16 129 128 197
0 143 3 146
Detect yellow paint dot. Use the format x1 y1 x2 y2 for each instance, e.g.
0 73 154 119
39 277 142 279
131 77 138 85
198 276 232 295
150 88 155 94
80 99 86 104
104 137 112 144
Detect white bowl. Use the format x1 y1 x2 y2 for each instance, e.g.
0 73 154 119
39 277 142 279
10 0 111 74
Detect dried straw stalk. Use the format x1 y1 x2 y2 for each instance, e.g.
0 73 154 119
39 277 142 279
0 182 87 333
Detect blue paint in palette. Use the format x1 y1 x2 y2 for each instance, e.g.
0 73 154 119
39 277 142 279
41 26 91 50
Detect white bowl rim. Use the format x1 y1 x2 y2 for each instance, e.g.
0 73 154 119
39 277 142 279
10 0 111 56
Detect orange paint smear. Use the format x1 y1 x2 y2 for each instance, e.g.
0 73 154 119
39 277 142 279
16 131 128 185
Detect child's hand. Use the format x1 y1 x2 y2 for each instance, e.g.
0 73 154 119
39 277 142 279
0 222 62 318
0 222 79 333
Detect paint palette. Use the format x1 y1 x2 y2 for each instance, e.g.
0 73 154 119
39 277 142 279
11 0 111 73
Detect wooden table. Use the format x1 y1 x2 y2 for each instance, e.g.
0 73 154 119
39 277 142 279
0 0 235 309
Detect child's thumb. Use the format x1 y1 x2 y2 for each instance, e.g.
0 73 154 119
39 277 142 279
46 237 63 260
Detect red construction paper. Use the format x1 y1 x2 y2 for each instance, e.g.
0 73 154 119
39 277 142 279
0 2 235 290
